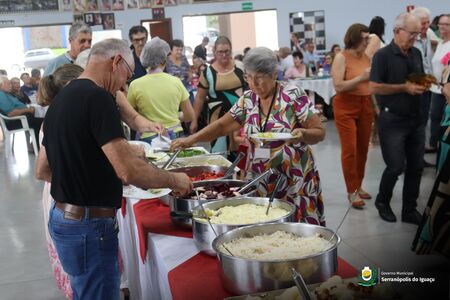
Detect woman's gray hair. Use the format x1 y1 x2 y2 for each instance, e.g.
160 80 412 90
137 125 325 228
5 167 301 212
394 12 420 29
75 48 91 69
89 38 133 63
140 37 170 70
411 7 431 20
243 47 279 75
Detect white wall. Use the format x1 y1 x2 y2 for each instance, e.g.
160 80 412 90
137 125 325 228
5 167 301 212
0 0 446 50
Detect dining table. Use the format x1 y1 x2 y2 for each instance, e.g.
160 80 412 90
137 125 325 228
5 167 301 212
118 197 358 300
289 77 336 105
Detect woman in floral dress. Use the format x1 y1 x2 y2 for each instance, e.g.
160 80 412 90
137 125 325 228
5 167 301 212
171 47 326 225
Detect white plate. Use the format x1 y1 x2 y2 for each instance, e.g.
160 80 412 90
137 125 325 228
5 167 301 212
250 132 296 141
123 185 171 199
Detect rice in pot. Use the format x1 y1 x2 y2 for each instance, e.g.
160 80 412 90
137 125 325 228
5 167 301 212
196 204 289 224
219 231 333 260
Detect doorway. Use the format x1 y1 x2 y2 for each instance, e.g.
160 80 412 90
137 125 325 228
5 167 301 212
141 19 173 44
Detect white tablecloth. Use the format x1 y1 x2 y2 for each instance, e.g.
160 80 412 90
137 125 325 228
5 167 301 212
118 198 199 300
289 78 335 105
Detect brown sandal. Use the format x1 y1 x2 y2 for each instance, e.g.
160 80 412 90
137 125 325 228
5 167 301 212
348 193 365 208
358 188 372 200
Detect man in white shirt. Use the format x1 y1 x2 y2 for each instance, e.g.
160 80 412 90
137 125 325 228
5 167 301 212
303 41 320 74
278 47 294 73
411 7 435 157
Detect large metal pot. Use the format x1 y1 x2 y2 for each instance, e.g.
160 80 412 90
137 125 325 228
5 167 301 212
168 179 257 229
192 197 296 256
212 222 340 295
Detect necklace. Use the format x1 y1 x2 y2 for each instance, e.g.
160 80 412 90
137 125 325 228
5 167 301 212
258 83 278 132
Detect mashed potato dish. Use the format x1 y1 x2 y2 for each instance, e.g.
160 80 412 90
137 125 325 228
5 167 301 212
196 204 289 225
219 231 332 260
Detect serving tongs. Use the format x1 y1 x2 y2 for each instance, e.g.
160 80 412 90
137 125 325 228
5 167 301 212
265 173 286 215
195 189 234 256
223 152 245 179
291 268 313 300
162 149 181 170
237 169 275 194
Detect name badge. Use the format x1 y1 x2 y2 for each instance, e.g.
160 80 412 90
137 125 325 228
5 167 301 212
254 147 271 159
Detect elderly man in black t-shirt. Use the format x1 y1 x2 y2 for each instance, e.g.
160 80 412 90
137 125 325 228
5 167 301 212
369 13 427 225
35 38 192 300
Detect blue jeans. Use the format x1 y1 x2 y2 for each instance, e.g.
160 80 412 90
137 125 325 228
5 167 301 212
376 110 425 211
429 93 446 148
48 204 120 300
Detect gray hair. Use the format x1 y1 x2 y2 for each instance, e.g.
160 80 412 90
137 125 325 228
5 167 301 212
140 37 170 70
394 12 420 30
411 7 431 19
69 22 92 40
89 38 133 63
75 48 91 69
243 47 279 75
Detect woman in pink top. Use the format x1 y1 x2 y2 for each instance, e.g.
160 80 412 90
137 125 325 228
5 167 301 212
284 51 307 79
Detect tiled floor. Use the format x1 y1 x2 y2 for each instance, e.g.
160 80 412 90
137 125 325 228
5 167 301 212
0 121 448 299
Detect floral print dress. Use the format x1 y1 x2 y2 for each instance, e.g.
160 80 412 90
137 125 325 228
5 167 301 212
229 82 325 225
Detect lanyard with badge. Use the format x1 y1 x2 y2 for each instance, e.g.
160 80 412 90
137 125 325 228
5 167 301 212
254 83 277 160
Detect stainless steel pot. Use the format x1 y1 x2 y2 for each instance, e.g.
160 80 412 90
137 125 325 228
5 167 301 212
168 179 257 229
211 222 340 295
192 197 296 256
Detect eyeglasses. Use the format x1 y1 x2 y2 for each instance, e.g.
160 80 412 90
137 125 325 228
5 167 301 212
121 57 135 80
244 73 270 85
132 37 147 43
216 50 231 56
400 28 421 37
438 23 450 27
111 56 135 80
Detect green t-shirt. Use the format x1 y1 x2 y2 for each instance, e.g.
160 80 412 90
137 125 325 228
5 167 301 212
128 73 189 138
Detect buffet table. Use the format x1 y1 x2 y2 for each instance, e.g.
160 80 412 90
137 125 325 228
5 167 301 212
119 198 358 300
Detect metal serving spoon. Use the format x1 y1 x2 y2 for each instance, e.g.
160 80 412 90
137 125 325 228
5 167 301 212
238 168 275 194
196 189 233 256
327 190 356 244
291 268 313 300
265 173 286 215
223 152 245 179
162 149 181 170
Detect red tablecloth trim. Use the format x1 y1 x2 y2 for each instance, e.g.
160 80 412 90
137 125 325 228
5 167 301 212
168 254 358 300
133 199 192 262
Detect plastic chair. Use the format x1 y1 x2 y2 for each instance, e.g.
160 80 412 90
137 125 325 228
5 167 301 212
0 112 38 157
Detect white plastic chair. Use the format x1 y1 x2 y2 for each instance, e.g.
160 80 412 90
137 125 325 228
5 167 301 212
0 112 38 157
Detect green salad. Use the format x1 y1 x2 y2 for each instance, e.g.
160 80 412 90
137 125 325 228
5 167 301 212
177 149 205 158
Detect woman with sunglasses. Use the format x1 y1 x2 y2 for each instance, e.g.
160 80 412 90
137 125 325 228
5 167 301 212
172 47 326 226
190 36 246 155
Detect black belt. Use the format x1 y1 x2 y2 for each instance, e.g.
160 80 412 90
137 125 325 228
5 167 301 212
55 202 116 221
